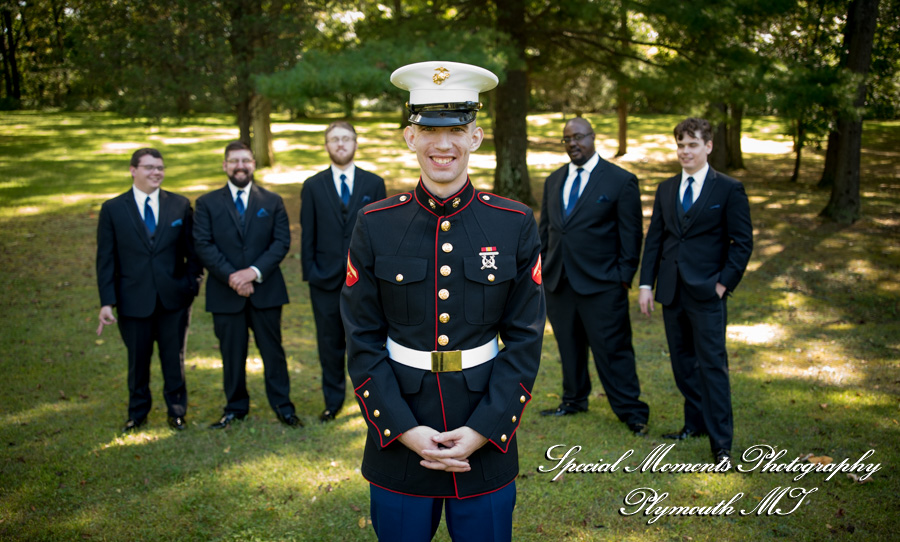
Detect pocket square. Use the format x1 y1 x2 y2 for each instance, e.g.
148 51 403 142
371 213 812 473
596 195 610 203
709 204 721 209
362 195 371 204
257 208 269 218
170 218 183 227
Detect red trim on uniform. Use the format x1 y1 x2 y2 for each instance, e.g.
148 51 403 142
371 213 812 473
354 378 401 448
416 179 475 217
487 383 532 453
476 192 527 215
436 374 448 432
366 477 517 500
364 193 412 214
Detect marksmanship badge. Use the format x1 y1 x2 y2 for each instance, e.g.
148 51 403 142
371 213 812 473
479 246 499 270
433 67 450 85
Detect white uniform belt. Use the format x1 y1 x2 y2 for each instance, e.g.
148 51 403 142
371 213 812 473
386 336 499 372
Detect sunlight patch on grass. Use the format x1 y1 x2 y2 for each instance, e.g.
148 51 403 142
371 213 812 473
98 430 166 451
187 355 223 370
99 142 142 153
728 324 786 345
756 359 861 386
271 123 330 134
15 206 42 215
742 138 793 155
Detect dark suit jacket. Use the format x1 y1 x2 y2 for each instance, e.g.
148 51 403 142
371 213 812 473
539 157 644 295
96 189 202 318
193 183 291 313
639 167 753 305
300 166 386 291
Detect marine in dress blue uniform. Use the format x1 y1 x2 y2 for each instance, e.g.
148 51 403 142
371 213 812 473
341 61 546 541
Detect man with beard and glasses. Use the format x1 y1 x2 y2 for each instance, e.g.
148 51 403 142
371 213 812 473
301 121 386 422
538 117 649 437
194 141 303 429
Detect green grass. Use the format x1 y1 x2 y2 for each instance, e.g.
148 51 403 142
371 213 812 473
1 111 898 541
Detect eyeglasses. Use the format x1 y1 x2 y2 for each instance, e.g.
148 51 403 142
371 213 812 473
561 132 593 144
327 136 355 144
226 158 255 165
139 165 165 173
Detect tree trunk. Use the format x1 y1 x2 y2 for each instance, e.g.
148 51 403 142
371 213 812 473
616 84 627 157
492 0 533 205
821 0 880 224
727 103 745 169
790 120 804 183
817 130 840 188
708 102 728 171
250 93 274 167
2 9 22 102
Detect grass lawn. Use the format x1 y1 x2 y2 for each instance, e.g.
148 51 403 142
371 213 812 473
1 111 898 541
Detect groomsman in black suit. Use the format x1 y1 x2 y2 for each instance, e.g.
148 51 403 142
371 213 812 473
538 117 649 436
97 148 203 432
639 117 753 465
301 121 385 422
194 141 303 429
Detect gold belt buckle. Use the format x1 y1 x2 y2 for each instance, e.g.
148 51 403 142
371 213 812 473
431 350 462 372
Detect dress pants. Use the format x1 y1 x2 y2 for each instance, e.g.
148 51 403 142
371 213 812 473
546 277 648 424
370 482 516 542
212 305 294 418
661 284 732 453
117 299 189 420
309 284 346 412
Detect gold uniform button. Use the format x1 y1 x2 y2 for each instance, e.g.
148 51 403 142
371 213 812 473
364 390 370 398
395 274 404 282
439 313 450 323
519 395 526 403
399 195 408 202
511 415 517 423
442 243 453 253
438 335 449 346
482 195 491 201
501 434 507 443
439 289 450 300
488 274 495 282
440 265 451 276
373 410 381 418
441 220 451 231
384 429 391 437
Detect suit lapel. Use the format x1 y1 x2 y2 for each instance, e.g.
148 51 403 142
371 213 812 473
681 169 718 234
221 186 244 237
244 184 264 236
122 191 153 250
153 190 172 249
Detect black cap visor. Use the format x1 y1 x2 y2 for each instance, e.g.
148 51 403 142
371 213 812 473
408 102 480 126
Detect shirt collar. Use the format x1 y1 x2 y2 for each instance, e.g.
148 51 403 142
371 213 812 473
132 185 160 202
227 180 252 199
682 163 710 186
569 152 600 176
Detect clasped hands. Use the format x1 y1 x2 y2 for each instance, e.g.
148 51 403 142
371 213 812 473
228 268 257 297
399 425 488 473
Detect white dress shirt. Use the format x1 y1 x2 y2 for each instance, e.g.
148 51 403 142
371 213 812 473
132 185 159 225
561 152 600 210
331 162 355 198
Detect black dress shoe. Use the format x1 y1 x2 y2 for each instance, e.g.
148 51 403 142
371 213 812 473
122 418 147 433
661 427 708 440
319 409 337 422
540 404 585 417
278 413 304 427
628 422 649 437
714 449 733 469
209 412 245 429
168 416 187 430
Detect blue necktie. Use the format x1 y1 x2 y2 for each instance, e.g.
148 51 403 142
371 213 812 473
235 190 245 226
565 168 584 216
340 173 350 206
144 196 156 235
682 176 694 213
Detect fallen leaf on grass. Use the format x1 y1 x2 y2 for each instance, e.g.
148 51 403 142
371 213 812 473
808 455 833 465
847 473 874 484
358 517 366 529
350 504 361 512
819 403 828 410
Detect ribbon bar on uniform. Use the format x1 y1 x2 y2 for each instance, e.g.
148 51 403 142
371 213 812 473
386 336 499 372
